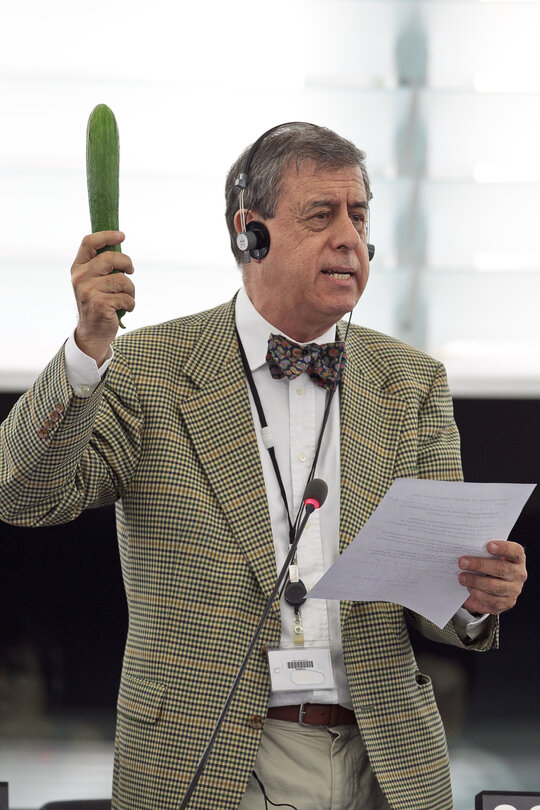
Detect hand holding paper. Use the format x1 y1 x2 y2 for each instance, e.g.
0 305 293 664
308 478 534 628
458 539 527 615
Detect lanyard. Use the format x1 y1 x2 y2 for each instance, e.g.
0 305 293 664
235 321 350 642
235 329 339 549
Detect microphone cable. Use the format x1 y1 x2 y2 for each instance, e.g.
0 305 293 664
252 770 299 810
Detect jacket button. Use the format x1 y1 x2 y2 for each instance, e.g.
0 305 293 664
55 403 65 413
248 715 264 730
37 428 49 439
43 420 53 430
49 411 60 422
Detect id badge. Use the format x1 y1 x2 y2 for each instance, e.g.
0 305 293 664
267 645 335 692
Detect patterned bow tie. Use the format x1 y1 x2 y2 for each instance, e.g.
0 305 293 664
266 334 346 391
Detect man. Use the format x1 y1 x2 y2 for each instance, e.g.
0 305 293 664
0 123 527 810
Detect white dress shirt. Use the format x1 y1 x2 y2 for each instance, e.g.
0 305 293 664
64 287 488 709
235 286 352 707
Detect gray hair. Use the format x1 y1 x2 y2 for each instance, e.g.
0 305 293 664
224 122 372 267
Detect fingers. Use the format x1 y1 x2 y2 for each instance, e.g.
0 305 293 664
72 238 133 282
486 540 526 564
459 541 527 615
459 541 527 579
458 567 521 594
79 291 136 324
74 231 126 264
76 270 135 316
74 260 135 296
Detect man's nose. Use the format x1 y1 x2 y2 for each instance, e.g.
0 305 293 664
329 212 362 250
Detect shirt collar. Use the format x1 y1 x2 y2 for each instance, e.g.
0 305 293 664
235 285 338 373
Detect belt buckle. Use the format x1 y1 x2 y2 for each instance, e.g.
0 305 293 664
298 703 309 726
298 703 327 727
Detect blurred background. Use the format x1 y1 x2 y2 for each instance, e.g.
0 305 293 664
1 0 539 808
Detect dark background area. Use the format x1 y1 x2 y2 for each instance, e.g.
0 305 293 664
451 399 540 722
1 393 539 730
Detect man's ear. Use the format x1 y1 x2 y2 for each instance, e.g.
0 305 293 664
233 209 245 234
234 209 260 233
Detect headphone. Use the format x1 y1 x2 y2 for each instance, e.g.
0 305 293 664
234 121 375 264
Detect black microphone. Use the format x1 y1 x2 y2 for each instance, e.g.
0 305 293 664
303 477 328 513
179 479 328 809
288 478 328 560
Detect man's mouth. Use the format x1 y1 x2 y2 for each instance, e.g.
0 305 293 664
322 269 354 280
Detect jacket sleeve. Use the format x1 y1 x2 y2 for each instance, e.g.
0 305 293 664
410 360 499 651
0 344 143 527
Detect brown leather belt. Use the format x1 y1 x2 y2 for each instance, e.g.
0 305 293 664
267 703 357 726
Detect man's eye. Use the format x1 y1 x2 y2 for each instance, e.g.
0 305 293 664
351 214 367 232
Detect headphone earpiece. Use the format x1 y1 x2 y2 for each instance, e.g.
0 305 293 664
368 243 375 261
236 221 271 261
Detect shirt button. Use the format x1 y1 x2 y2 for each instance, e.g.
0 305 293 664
248 714 264 730
296 387 305 397
78 385 90 396
298 453 307 463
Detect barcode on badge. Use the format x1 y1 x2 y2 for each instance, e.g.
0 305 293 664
287 660 314 670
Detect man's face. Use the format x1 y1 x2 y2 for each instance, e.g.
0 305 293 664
240 159 370 341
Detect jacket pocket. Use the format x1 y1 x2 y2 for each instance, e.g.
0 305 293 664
414 670 439 712
117 674 166 725
415 670 432 687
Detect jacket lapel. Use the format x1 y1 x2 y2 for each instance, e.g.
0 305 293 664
179 299 279 609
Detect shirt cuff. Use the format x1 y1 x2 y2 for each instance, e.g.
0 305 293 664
453 607 490 642
64 331 114 398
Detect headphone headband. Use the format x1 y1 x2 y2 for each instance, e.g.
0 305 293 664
235 122 307 192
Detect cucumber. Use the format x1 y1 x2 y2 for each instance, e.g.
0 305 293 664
86 103 125 328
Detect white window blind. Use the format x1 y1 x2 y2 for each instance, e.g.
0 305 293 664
2 0 539 394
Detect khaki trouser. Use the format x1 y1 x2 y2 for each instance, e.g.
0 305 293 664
238 718 391 810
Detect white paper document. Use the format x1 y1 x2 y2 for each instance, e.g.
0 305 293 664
308 478 535 628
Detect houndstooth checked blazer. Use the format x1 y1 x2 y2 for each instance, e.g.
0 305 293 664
0 296 497 810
